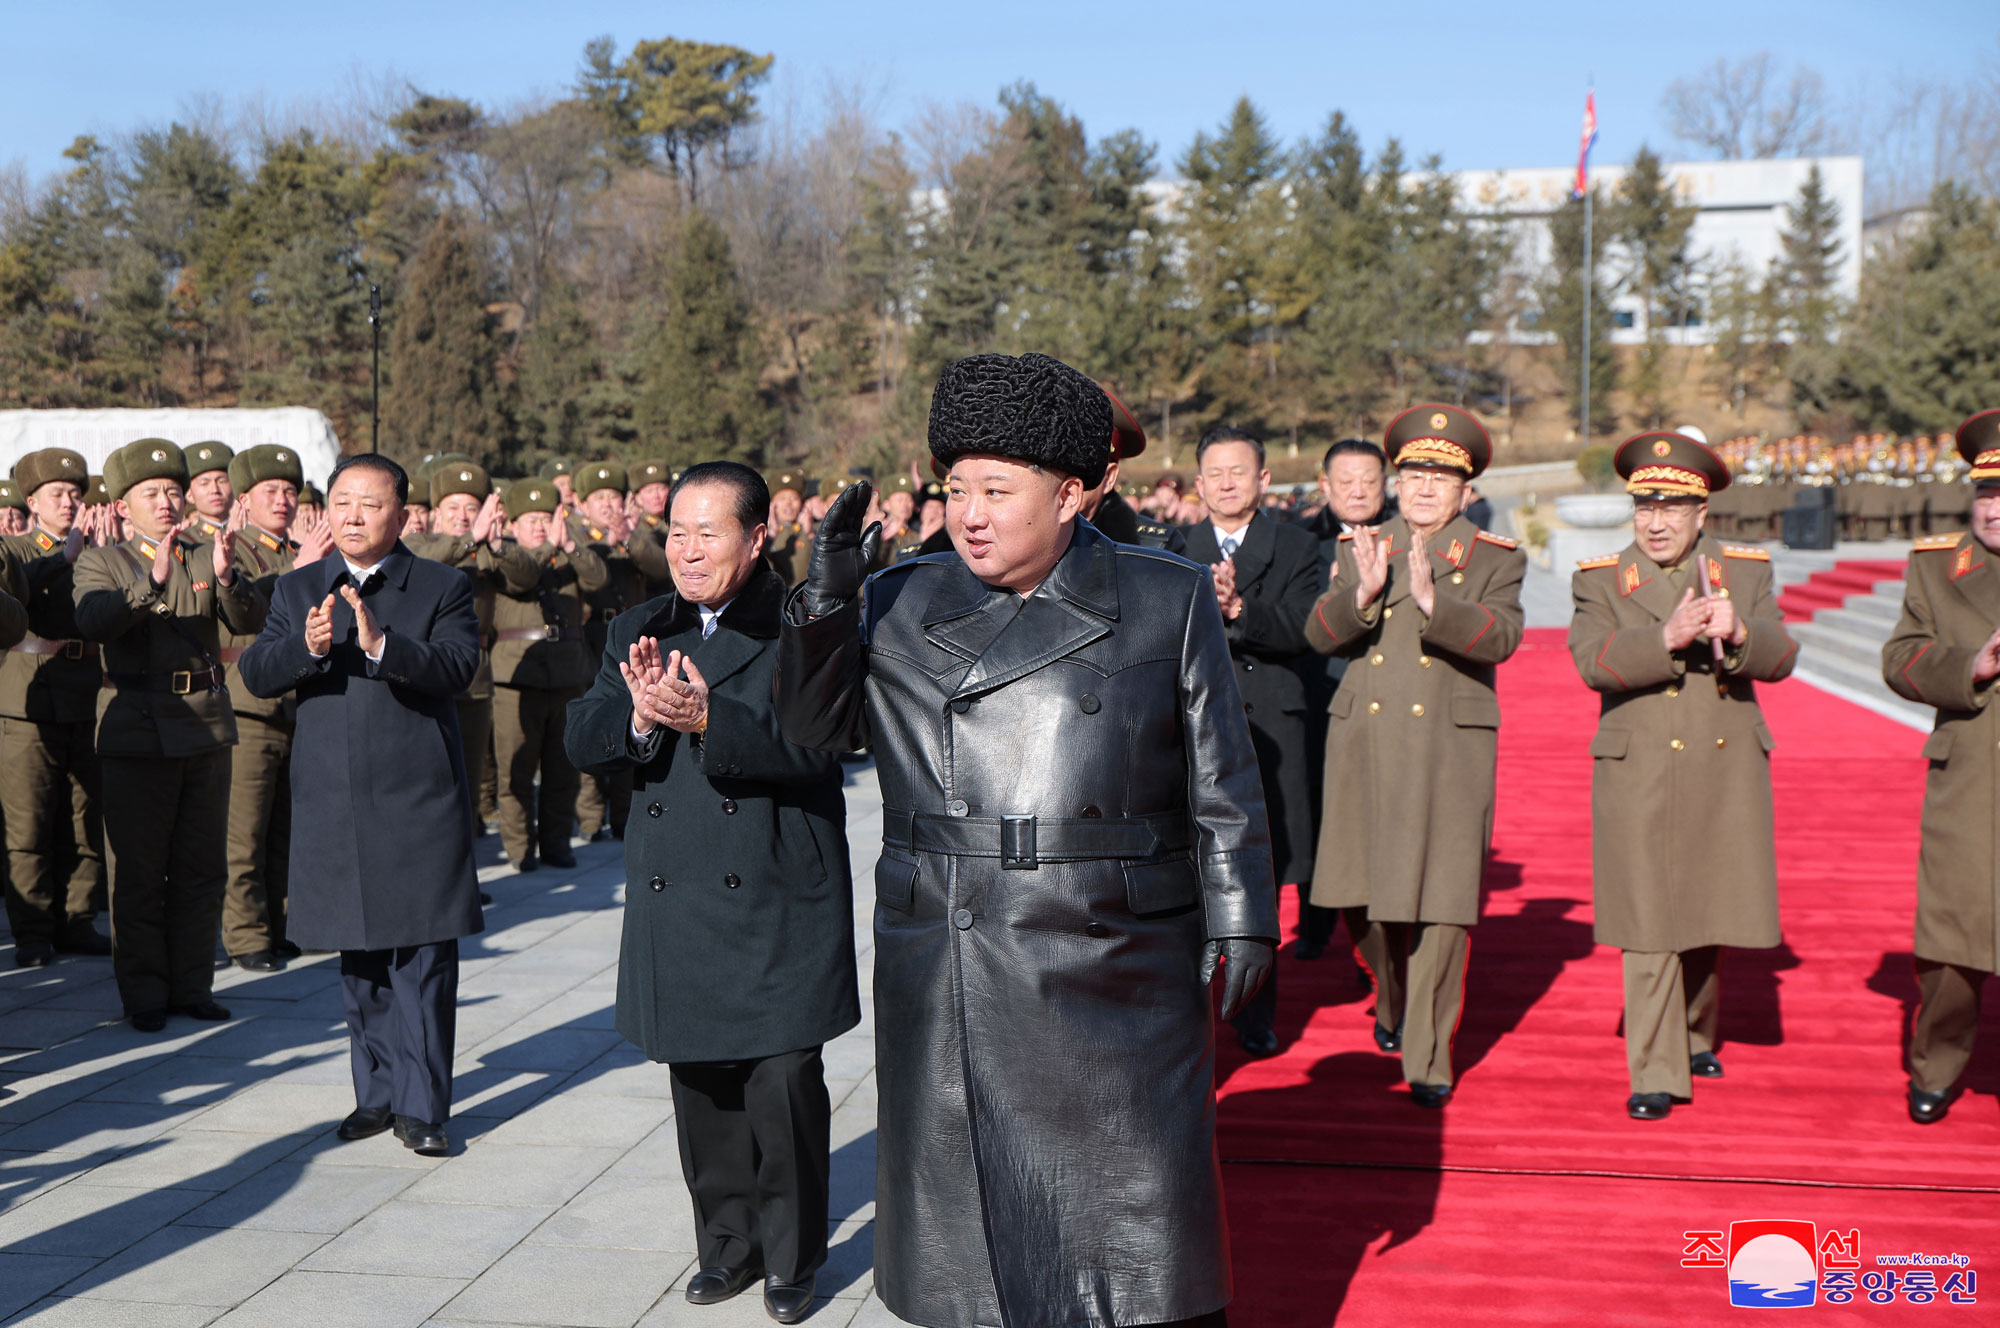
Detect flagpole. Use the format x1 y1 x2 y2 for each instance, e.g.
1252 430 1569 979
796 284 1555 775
1581 184 1592 444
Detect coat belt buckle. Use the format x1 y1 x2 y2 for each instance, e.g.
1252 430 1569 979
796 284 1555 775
1000 815 1037 870
170 670 193 695
62 640 84 660
542 624 560 641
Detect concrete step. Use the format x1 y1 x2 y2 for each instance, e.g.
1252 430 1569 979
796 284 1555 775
1841 590 1906 624
1813 606 1898 647
1793 648 1934 729
1788 620 1890 672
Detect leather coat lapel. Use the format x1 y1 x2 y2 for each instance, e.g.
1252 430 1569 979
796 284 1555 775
951 588 1108 700
931 522 1116 697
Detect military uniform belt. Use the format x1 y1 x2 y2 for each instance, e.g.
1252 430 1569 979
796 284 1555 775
496 625 580 643
883 807 1190 870
105 667 225 695
10 636 90 659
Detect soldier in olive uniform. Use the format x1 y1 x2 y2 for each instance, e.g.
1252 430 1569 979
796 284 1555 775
626 460 674 593
540 457 577 508
1303 405 1526 1108
1568 433 1798 1120
491 479 604 871
408 464 539 830
1882 411 2000 1124
765 472 809 582
74 439 266 1029
183 442 235 543
0 480 27 535
218 445 311 971
1 449 107 967
570 462 654 839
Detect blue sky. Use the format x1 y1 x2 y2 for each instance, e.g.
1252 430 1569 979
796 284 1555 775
1 0 1986 183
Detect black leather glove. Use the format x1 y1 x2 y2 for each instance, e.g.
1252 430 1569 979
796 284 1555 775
801 481 882 618
1200 937 1275 1021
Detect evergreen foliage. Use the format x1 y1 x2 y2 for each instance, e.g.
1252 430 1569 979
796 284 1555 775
381 211 504 468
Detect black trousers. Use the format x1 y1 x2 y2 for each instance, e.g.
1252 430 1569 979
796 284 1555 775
670 1046 831 1283
340 939 458 1126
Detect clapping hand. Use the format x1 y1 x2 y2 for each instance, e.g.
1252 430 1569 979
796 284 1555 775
292 507 335 567
149 520 188 587
622 636 670 735
1704 596 1747 648
1406 530 1435 617
1974 626 2000 683
471 492 504 548
212 503 243 583
339 583 384 657
554 514 577 555
1351 528 1389 609
305 592 336 656
1663 588 1708 652
1211 556 1242 621
648 649 710 735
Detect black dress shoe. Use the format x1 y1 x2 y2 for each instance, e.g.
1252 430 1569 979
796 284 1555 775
1409 1082 1453 1109
1236 1026 1280 1058
13 940 54 969
234 951 283 972
54 924 111 956
1690 1052 1724 1079
393 1114 449 1155
1627 1092 1673 1120
513 855 540 873
479 892 493 906
273 940 303 959
1373 1023 1403 1054
172 1000 232 1022
589 827 614 843
763 1275 816 1324
1294 939 1326 961
337 1106 394 1140
1908 1084 1951 1125
130 1008 167 1032
686 1266 760 1305
542 847 578 870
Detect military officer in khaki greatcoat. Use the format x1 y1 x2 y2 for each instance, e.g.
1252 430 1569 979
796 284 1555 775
1 448 108 967
490 479 603 871
1568 432 1799 1120
218 445 316 971
1882 410 2000 1124
1304 404 1526 1107
74 439 266 1029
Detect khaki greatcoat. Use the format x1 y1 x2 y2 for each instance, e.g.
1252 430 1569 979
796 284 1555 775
1882 532 2000 971
1304 512 1526 926
1567 536 1798 952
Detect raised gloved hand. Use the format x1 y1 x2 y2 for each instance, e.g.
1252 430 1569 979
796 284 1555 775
801 481 881 618
1200 937 1275 1021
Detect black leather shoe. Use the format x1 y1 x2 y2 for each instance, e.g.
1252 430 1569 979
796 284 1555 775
513 855 540 873
763 1275 816 1324
479 892 493 905
14 940 54 969
1294 939 1326 961
1908 1085 1950 1125
273 940 303 959
235 950 282 972
686 1266 760 1305
54 924 111 956
337 1106 394 1140
589 827 614 843
172 1000 232 1022
1690 1052 1724 1079
1373 1023 1403 1054
1236 1026 1280 1058
1409 1082 1453 1109
1627 1092 1673 1120
393 1114 449 1156
130 1008 167 1032
542 847 578 870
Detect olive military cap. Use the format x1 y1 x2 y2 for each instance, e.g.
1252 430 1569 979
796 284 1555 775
1617 431 1732 499
13 448 89 498
537 457 574 481
1953 410 2000 484
105 438 188 501
506 479 560 516
431 463 492 502
576 461 627 497
227 444 305 494
630 459 671 488
0 480 22 512
1384 404 1492 478
84 476 109 506
183 440 234 477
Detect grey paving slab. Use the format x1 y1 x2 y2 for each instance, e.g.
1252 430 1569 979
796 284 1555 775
0 1180 208 1255
844 1292 906 1327
179 1161 422 1233
466 1026 625 1073
0 1073 103 1126
210 1270 465 1328
600 1122 686 1181
183 1018 349 1066
403 1143 622 1208
523 1173 696 1251
182 1083 346 1137
641 1267 859 1328
20 978 125 1017
478 1091 672 1150
79 1129 300 1192
57 1225 326 1305
564 1047 675 1100
83 1055 263 1109
1 1297 221 1326
0 1099 202 1156
819 1220 876 1299
299 1199 551 1278
442 1243 686 1327
0 1252 104 1320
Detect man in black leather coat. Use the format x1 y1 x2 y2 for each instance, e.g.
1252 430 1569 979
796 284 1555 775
776 353 1277 1328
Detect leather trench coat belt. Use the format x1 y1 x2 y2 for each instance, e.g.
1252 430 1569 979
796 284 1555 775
777 520 1277 1328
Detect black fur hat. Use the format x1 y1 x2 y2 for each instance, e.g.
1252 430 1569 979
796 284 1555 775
927 353 1113 488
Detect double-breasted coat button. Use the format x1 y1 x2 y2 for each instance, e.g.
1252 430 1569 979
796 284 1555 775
1368 701 1381 714
1085 922 1109 937
1371 653 1384 665
1451 572 1465 584
951 698 972 713
1383 606 1394 618
725 874 740 888
1665 685 1680 698
649 876 666 892
953 908 973 930
1242 660 1254 672
1419 655 1432 667
1079 693 1100 714
1715 737 1727 748
647 803 664 818
721 799 737 814
1244 702 1254 714
1080 805 1101 818
1670 739 1685 751
1411 703 1425 717
946 799 969 817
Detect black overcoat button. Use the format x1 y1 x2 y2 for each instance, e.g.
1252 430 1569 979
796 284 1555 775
1085 922 1109 937
648 803 664 819
952 908 973 930
1079 693 1100 714
722 799 737 814
946 799 968 817
1080 805 1101 818
648 876 665 892
951 698 971 713
725 874 740 888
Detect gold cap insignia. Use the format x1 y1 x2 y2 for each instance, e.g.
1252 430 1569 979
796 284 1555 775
1430 412 1448 430
460 470 471 481
1653 439 1673 457
150 450 167 462
276 452 288 461
58 457 73 468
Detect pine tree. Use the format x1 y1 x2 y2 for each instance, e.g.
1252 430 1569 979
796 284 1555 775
381 211 504 467
1612 147 1699 427
1775 163 1843 346
632 212 776 468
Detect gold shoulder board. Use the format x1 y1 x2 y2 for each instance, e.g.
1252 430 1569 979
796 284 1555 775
1913 533 1962 552
1723 544 1771 561
1476 530 1519 549
1575 554 1620 571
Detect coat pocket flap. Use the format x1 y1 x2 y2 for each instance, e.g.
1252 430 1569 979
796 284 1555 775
1921 728 1953 761
1124 856 1200 917
1755 723 1777 753
1328 688 1354 719
1589 728 1630 759
874 853 918 913
1452 694 1502 728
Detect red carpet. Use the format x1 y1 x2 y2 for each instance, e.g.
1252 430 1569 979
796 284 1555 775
1217 628 2000 1325
1776 559 1908 620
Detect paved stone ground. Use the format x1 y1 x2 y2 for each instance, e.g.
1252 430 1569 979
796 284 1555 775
0 761 893 1328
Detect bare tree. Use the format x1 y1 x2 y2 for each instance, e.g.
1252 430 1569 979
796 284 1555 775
1662 52 1830 159
455 100 606 326
1848 68 2000 213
